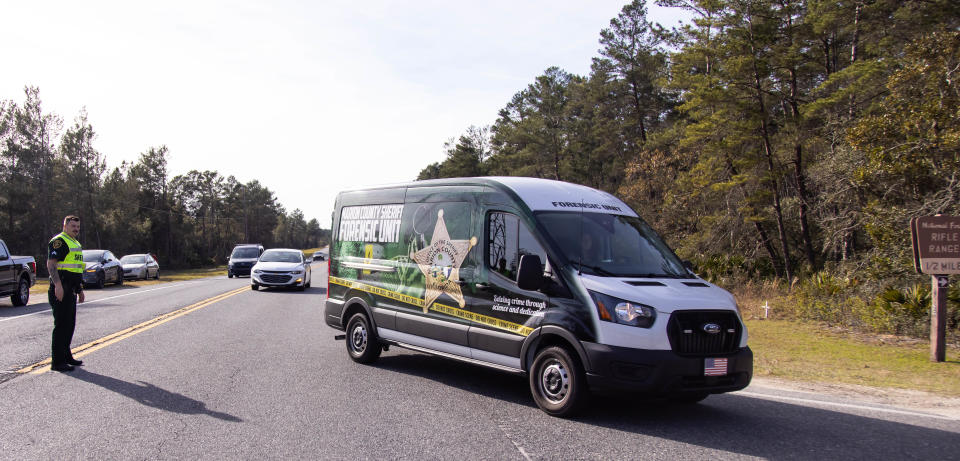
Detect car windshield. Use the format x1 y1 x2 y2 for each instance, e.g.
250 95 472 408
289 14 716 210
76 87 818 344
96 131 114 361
259 251 302 263
232 247 259 259
121 255 146 264
536 211 692 278
82 250 104 261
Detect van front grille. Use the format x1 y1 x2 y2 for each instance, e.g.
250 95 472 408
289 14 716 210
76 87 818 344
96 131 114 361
667 310 741 356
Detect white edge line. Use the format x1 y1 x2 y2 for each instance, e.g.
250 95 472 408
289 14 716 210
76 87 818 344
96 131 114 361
736 390 957 421
0 281 207 323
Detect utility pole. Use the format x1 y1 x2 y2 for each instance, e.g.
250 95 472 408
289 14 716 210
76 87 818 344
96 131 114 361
242 184 249 243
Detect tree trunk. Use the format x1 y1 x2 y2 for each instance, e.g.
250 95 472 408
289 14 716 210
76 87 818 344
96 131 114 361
788 67 816 269
750 53 794 282
755 221 782 277
794 143 816 268
849 2 862 118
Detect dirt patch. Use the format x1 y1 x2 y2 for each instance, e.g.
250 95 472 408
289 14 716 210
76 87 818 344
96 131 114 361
751 376 960 419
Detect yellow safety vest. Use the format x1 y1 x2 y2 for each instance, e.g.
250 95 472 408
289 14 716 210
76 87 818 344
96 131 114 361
51 232 83 273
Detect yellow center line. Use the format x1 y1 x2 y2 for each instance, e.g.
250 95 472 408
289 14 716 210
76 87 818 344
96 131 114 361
18 285 250 375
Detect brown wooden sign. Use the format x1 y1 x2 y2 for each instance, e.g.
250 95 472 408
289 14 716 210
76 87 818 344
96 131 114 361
911 216 960 275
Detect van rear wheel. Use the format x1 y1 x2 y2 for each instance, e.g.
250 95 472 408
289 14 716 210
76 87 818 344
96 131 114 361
346 313 381 364
530 346 586 417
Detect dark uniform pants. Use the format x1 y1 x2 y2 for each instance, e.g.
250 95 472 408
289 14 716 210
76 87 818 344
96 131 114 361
49 287 77 365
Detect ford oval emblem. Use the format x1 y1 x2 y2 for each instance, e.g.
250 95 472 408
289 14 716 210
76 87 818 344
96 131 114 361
702 323 722 334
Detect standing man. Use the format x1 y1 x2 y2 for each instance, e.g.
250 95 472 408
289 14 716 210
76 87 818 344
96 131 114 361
47 215 86 372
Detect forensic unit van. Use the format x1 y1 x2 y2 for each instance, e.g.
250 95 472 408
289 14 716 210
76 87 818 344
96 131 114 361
325 177 751 416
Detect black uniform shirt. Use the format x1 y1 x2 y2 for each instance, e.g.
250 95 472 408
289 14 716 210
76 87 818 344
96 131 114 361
48 236 83 293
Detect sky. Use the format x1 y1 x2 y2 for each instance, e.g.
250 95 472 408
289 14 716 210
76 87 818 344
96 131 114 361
3 0 689 226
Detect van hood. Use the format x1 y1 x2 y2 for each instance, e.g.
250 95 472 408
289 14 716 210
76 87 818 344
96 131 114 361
253 261 304 272
577 274 738 314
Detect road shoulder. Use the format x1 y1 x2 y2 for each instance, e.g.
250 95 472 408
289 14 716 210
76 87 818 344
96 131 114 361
746 376 960 419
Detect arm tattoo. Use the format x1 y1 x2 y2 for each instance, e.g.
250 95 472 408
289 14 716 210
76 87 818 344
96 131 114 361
47 258 61 285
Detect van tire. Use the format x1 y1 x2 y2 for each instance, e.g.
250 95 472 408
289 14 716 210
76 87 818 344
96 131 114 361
346 313 381 364
530 346 586 417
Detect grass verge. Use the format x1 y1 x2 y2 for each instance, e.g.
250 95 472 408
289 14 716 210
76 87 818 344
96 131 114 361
29 266 227 294
747 319 960 396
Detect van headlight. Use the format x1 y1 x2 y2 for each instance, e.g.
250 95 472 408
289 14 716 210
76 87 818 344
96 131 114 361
589 291 656 328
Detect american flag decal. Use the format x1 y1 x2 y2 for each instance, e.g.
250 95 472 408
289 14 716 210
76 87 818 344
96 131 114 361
704 358 728 376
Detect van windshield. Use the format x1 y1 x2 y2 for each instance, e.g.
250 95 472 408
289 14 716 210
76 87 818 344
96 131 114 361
232 247 259 259
536 212 691 278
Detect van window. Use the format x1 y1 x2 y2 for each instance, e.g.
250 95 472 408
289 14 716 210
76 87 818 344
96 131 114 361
488 212 546 281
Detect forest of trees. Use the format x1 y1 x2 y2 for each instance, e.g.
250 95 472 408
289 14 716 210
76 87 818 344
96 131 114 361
0 87 329 273
419 0 960 335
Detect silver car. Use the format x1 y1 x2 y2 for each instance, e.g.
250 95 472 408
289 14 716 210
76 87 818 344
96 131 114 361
121 253 160 280
251 249 311 291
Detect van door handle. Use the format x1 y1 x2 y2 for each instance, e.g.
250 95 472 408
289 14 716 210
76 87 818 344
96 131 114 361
474 283 490 290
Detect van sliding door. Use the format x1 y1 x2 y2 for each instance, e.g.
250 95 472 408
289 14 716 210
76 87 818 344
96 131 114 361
389 197 478 352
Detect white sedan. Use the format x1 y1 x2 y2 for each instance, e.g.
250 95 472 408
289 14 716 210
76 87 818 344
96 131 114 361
251 249 312 291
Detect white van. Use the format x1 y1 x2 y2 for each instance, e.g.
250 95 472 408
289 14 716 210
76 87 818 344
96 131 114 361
325 177 751 416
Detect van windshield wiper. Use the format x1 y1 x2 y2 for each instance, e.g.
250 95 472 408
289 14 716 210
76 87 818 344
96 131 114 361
623 273 692 279
577 264 617 276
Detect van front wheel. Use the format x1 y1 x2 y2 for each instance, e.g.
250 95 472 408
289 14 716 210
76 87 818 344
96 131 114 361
530 346 586 417
346 313 381 364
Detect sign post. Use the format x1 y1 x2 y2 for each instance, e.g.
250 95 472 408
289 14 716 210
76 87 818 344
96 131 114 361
910 215 960 362
932 275 948 362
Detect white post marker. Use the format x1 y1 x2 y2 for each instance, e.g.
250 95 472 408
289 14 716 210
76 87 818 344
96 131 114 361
763 301 770 319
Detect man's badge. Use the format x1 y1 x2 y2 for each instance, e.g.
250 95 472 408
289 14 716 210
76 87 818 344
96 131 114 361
53 239 62 249
410 209 477 312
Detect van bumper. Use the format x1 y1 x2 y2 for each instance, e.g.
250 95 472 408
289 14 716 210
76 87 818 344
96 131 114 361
582 342 752 396
324 298 345 330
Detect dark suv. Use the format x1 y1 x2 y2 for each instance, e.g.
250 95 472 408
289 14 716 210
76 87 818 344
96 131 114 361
227 244 263 278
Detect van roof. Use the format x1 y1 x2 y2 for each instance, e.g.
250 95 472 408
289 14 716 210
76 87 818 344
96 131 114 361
339 177 637 217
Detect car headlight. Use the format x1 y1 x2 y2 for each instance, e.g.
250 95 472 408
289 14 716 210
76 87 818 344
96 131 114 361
588 290 656 328
291 269 304 274
253 269 262 274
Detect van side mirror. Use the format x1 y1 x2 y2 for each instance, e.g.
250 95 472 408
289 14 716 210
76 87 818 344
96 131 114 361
516 254 543 291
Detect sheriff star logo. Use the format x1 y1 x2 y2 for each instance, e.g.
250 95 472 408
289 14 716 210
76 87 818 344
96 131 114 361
410 209 477 312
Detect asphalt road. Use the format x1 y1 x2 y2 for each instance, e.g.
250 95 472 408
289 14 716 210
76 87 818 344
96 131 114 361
1 264 958 460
